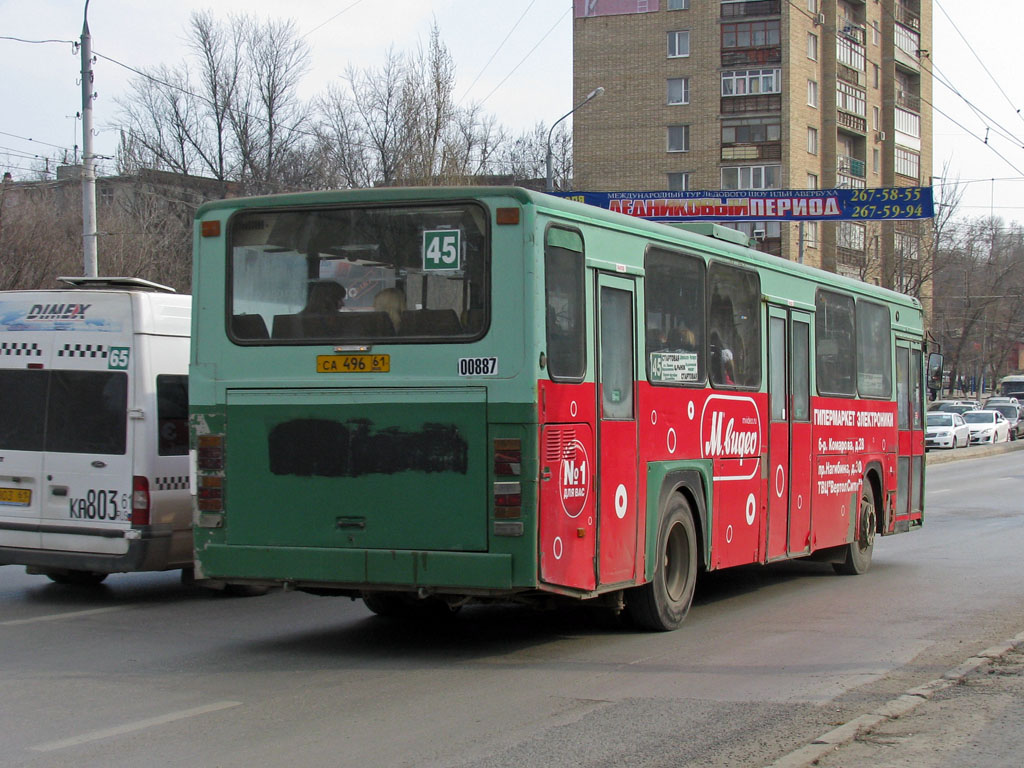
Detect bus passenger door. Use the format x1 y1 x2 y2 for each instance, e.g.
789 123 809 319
766 307 812 560
894 340 924 531
595 274 639 586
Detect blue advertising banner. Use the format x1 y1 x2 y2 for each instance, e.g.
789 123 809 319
557 188 934 222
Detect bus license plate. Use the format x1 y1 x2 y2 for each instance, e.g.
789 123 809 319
316 354 390 373
0 487 31 506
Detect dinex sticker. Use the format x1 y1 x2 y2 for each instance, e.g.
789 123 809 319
701 395 762 480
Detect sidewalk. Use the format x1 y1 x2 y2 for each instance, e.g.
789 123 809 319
768 633 1024 768
766 440 1024 768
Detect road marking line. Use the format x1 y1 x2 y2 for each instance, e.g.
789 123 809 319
30 701 242 752
0 606 125 626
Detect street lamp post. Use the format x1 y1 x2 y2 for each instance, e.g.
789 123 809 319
546 86 604 194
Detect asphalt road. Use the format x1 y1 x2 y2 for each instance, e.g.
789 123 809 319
2 447 1023 768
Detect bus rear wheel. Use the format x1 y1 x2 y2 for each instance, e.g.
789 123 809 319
626 495 697 631
834 482 876 575
361 591 460 619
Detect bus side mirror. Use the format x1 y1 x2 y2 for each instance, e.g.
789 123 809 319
927 352 943 392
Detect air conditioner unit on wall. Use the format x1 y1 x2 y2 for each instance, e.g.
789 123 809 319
816 12 825 26
876 131 886 142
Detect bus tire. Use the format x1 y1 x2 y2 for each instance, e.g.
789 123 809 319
45 570 107 586
626 494 697 631
361 591 460 619
833 481 876 575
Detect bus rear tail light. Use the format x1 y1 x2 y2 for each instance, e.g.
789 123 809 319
197 434 225 470
197 475 224 512
131 476 150 526
494 439 522 476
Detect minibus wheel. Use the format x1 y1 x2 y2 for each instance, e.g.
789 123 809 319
45 569 107 586
625 494 697 631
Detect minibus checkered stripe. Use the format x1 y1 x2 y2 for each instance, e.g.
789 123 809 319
154 476 190 491
0 342 42 357
57 343 108 358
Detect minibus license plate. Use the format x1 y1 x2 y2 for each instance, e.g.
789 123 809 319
0 487 31 506
317 354 390 373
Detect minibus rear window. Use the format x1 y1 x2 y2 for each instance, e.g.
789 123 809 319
0 370 127 455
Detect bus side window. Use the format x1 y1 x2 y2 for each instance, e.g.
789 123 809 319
708 262 760 388
157 374 189 456
644 246 705 386
815 289 856 397
544 228 586 381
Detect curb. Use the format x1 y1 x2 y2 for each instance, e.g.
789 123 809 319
764 631 1024 768
925 439 1024 466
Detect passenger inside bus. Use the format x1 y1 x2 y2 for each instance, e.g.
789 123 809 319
373 287 406 333
300 281 346 314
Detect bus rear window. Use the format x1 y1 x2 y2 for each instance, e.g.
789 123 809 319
0 370 127 455
228 203 489 344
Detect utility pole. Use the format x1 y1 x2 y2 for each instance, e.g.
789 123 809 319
80 0 98 277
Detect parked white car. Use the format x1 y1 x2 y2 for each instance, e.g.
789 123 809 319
962 410 1011 445
925 411 970 450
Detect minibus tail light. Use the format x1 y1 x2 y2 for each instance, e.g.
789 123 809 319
197 434 224 470
131 476 150 526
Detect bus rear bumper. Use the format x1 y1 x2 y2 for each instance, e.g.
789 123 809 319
196 544 515 593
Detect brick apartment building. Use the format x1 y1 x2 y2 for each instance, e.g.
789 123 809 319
571 0 932 292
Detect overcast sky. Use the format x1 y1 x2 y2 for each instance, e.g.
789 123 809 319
2 0 1022 224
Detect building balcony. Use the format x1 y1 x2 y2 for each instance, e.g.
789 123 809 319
837 63 866 87
896 90 921 112
837 247 866 270
838 22 866 46
894 2 921 30
837 155 867 179
837 111 867 134
894 24 921 70
720 93 782 115
721 46 782 66
721 142 782 161
720 0 782 18
838 173 867 189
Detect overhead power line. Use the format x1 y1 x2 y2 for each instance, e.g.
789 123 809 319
478 6 571 108
459 0 538 104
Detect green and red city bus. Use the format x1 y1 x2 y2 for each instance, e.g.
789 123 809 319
190 187 934 630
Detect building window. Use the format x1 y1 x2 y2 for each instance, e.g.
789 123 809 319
807 0 818 11
721 165 781 190
807 32 818 61
837 36 866 71
668 125 690 152
721 69 782 96
721 117 781 144
871 20 880 45
668 30 690 58
667 172 690 191
807 172 818 189
668 0 689 9
807 79 818 107
873 63 880 89
722 21 781 50
667 77 690 105
805 221 819 248
895 147 920 179
872 106 880 129
807 127 818 155
837 221 866 251
872 148 880 174
837 81 867 116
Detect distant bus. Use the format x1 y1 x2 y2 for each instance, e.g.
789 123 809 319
190 187 936 630
998 375 1024 399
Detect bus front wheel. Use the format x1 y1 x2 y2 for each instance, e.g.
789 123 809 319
834 482 876 575
626 495 698 631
